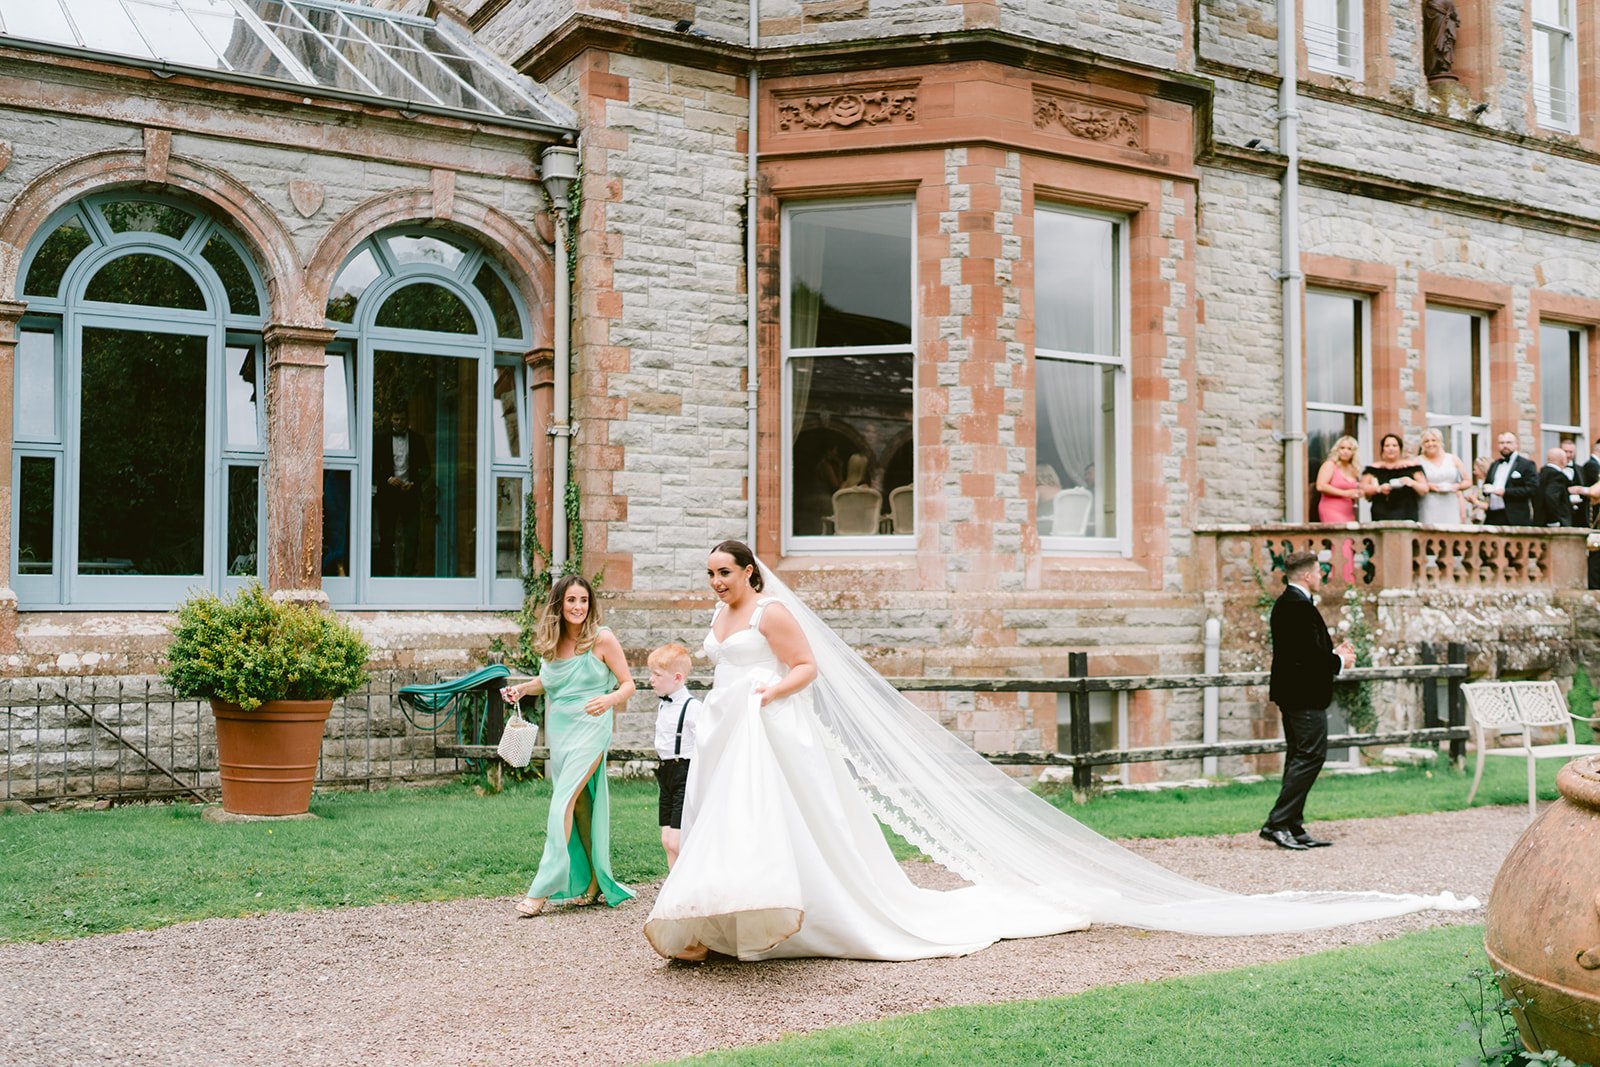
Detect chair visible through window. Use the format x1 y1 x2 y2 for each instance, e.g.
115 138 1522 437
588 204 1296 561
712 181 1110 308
823 486 883 536
887 485 914 534
1049 487 1093 537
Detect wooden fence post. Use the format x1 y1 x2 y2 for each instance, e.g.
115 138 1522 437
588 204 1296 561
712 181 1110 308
1447 641 1467 769
1069 652 1092 794
1421 642 1440 732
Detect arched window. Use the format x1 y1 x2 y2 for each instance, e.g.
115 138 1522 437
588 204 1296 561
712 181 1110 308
321 228 529 608
13 193 268 608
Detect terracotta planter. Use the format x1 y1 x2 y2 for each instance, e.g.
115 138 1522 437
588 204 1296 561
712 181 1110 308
210 698 334 816
1485 755 1600 1064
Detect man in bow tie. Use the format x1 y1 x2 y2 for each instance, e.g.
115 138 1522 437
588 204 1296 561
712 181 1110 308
1261 551 1355 851
1482 431 1538 526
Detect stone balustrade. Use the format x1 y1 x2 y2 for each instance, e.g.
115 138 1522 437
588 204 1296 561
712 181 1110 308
1193 523 1593 596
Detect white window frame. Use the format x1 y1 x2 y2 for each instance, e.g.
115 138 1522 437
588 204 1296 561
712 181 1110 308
1538 321 1588 455
1305 289 1374 518
1425 305 1492 466
1533 0 1579 132
1035 204 1133 558
780 198 918 554
1305 0 1363 77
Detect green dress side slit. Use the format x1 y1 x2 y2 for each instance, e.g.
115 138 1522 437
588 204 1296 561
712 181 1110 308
526 637 635 906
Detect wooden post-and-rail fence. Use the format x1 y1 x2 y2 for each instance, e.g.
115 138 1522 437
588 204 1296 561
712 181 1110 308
436 643 1472 791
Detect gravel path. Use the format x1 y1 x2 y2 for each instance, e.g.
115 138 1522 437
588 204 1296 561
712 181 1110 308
0 807 1526 1067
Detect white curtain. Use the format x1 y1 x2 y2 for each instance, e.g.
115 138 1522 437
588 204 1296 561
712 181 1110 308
1038 359 1096 489
788 216 826 440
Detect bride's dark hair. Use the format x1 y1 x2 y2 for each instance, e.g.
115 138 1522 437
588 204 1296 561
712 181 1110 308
710 539 763 591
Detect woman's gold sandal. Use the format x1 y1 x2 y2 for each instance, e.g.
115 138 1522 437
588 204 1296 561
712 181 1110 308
515 896 547 917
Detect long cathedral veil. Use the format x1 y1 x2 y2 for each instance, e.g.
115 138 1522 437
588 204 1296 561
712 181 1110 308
755 559 1477 935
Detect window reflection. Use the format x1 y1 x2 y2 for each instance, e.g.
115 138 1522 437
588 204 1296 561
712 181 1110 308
84 254 206 310
371 350 478 578
226 465 260 576
78 327 207 575
17 457 55 576
16 331 57 442
326 247 380 323
324 352 351 451
789 354 913 537
1036 359 1117 539
375 283 476 334
23 215 91 298
789 204 912 349
321 468 352 577
496 478 523 579
493 363 521 460
225 345 260 450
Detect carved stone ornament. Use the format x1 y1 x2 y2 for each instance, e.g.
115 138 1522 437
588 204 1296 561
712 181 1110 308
775 87 917 132
0 141 11 176
1032 91 1143 148
289 179 325 218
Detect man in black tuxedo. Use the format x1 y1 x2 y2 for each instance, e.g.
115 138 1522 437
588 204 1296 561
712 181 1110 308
1482 431 1539 526
1537 447 1575 527
374 408 431 576
1261 551 1355 851
1563 438 1594 528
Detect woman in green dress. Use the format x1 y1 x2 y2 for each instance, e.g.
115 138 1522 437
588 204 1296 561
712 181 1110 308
501 575 636 915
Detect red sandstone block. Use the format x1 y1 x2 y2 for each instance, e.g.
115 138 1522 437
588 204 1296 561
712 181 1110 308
588 72 630 101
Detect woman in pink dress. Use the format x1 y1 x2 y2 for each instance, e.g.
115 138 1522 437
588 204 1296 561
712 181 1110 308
1315 435 1361 582
1315 436 1362 522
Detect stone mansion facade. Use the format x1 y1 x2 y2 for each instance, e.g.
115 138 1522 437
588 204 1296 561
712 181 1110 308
1 0 1597 781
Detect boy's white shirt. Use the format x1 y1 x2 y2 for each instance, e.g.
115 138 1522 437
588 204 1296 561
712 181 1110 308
653 685 701 760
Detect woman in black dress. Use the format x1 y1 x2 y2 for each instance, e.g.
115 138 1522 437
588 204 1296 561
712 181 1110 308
1362 432 1424 521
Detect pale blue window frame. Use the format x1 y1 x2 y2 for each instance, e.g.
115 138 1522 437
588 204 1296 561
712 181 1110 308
12 192 267 609
322 228 529 609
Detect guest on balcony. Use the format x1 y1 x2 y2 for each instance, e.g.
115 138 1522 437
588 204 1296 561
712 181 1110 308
1483 431 1538 526
1538 447 1576 527
1361 433 1423 522
1562 438 1593 528
1416 428 1469 525
1464 455 1492 524
1314 436 1362 523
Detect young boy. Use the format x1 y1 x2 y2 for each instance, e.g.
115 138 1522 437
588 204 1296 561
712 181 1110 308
648 643 702 868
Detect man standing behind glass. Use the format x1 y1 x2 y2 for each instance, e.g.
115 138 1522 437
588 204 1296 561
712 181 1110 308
374 407 430 576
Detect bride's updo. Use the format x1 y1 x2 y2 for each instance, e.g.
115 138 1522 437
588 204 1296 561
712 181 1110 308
711 539 762 591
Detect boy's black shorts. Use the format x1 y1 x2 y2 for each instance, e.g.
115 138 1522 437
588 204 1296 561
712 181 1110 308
656 758 690 829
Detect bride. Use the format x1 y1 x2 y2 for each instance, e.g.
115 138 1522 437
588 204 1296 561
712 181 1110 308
643 540 1474 963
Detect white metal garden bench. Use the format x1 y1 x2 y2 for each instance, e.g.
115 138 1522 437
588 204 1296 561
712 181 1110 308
1463 680 1600 818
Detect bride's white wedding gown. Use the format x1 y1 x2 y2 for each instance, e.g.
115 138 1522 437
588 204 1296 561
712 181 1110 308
644 569 1475 963
644 599 1085 960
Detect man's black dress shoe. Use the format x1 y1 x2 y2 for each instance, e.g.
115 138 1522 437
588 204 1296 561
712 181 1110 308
1294 833 1333 848
1259 828 1310 850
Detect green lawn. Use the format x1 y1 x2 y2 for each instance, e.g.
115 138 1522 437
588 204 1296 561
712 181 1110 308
1053 755 1564 839
684 924 1498 1067
0 756 1550 944
0 777 668 943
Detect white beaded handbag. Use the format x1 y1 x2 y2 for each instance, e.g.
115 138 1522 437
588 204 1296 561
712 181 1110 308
496 709 538 768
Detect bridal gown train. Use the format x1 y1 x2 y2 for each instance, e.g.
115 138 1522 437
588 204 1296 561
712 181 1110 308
644 599 1084 961
643 568 1476 963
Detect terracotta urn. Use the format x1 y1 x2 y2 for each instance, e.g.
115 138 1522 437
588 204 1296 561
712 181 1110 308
210 699 334 816
1485 755 1600 1063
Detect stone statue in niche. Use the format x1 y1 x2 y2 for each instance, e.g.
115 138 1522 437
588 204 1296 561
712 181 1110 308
1423 0 1460 81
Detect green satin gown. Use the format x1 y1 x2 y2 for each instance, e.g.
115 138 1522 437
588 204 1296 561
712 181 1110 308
526 639 635 906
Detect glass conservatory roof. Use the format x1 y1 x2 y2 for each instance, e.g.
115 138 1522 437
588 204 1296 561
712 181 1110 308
0 0 575 132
